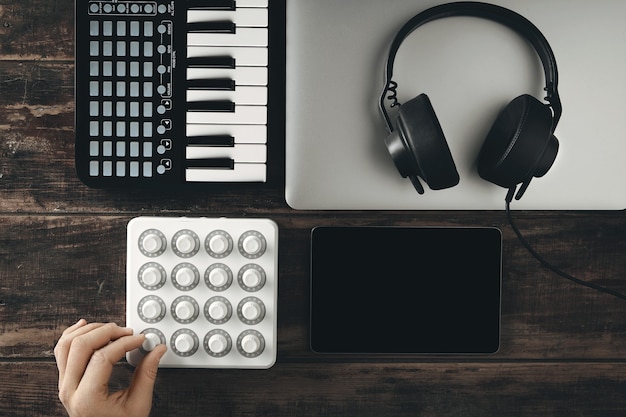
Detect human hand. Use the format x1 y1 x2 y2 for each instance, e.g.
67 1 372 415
54 319 167 417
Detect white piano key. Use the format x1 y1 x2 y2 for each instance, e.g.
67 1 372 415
187 9 268 27
186 144 266 163
186 164 266 182
187 67 267 86
188 28 267 47
187 124 267 144
237 0 268 6
187 86 267 105
186 106 267 124
187 46 267 66
187 46 268 66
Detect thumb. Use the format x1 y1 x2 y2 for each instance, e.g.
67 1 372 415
127 344 167 413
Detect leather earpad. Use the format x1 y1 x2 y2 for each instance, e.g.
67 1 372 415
384 94 460 192
477 94 559 188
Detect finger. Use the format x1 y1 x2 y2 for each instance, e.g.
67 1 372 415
56 321 107 398
62 319 87 337
55 321 105 380
63 323 134 393
55 319 87 370
79 333 146 397
127 343 167 412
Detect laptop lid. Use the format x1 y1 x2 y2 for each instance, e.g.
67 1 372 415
285 0 626 210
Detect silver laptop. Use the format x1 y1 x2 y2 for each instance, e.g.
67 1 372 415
285 0 626 210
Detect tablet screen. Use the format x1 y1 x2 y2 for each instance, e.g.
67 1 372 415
310 226 502 354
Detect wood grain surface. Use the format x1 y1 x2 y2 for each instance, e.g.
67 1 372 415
0 1 625 416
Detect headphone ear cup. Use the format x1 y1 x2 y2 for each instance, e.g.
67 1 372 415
384 94 460 193
477 94 559 189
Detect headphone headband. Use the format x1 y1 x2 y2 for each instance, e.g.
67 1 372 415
379 1 562 133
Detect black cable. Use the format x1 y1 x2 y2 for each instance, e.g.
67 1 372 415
505 200 626 301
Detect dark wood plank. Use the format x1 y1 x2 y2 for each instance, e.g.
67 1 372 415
0 58 288 213
0 60 73 106
0 0 74 59
1 215 625 360
1 362 626 417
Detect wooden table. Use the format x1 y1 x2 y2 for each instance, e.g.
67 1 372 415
1 1 625 416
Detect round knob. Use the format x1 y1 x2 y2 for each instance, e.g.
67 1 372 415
175 234 196 254
174 333 195 354
208 268 228 287
241 301 261 321
141 300 162 320
208 334 229 354
142 332 162 352
176 267 195 287
175 300 196 321
242 268 262 288
141 266 162 286
142 233 163 254
208 234 229 255
242 235 262 255
240 334 261 354
208 300 228 321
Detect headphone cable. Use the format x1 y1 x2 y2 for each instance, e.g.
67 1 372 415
505 199 626 301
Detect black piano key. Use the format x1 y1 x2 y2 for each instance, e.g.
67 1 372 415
187 56 236 69
187 78 235 90
187 135 235 146
186 158 235 169
188 21 236 34
186 100 235 112
185 0 235 11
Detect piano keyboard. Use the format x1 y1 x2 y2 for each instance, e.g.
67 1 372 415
74 0 271 187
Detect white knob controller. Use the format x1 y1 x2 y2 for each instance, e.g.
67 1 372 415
175 234 196 254
141 232 163 254
238 231 266 258
127 217 277 368
142 332 162 352
208 234 229 254
175 300 195 320
208 334 229 354
208 267 228 287
242 269 262 288
141 266 161 286
174 333 195 354
141 299 162 320
176 267 195 287
208 300 228 321
243 235 262 254
241 334 261 354
241 301 261 321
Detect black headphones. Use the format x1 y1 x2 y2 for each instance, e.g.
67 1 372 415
379 2 562 201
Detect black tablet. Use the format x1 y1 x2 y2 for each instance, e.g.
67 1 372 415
310 226 502 354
